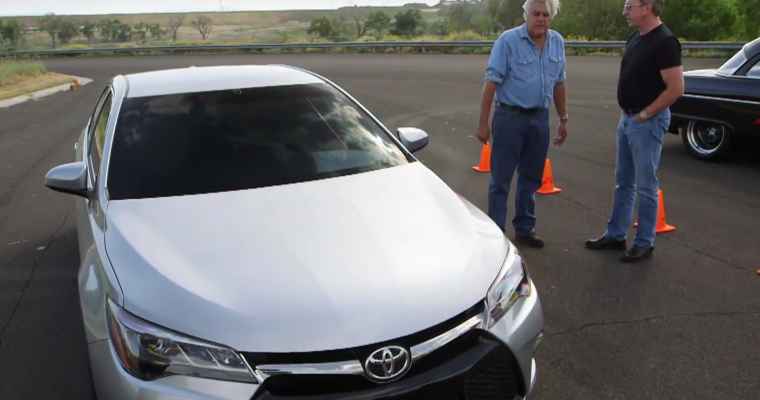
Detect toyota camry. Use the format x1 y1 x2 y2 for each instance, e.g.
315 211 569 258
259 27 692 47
44 64 545 400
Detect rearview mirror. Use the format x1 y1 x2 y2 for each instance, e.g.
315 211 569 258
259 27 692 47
397 127 429 154
44 161 90 198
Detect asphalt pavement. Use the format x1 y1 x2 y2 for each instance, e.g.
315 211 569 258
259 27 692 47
1 53 759 400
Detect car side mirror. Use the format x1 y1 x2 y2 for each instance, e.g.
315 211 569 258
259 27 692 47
44 161 90 198
397 127 429 154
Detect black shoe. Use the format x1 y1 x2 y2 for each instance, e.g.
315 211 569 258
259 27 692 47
585 235 627 250
515 233 544 249
619 245 654 263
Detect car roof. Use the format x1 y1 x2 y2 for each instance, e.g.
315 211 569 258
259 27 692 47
745 36 760 58
122 64 326 99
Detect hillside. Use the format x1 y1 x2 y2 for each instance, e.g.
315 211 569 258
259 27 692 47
6 6 433 28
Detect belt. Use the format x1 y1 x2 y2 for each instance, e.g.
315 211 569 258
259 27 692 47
495 102 547 114
622 107 645 115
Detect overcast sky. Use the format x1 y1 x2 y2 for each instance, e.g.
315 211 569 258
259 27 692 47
1 0 439 17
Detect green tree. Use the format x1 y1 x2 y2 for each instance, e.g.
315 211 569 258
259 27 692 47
350 13 370 38
471 15 499 36
307 16 336 38
446 3 476 32
56 19 81 43
391 9 427 37
551 0 630 40
149 23 168 40
661 0 737 41
81 22 97 41
486 0 524 30
40 13 61 48
1 19 23 47
366 10 392 39
134 22 150 43
726 0 760 39
427 20 451 36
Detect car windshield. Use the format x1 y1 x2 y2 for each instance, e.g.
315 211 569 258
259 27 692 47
715 49 747 76
107 82 412 200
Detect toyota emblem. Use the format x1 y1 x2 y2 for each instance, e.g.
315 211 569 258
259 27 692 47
363 345 411 383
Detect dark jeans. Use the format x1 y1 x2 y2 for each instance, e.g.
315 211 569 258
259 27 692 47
487 105 551 235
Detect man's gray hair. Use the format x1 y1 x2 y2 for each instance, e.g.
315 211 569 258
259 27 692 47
640 0 665 16
523 0 561 19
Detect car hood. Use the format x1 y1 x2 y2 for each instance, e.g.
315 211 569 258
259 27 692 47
104 162 509 353
684 68 717 78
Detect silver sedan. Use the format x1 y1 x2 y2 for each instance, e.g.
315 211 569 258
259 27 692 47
44 64 545 400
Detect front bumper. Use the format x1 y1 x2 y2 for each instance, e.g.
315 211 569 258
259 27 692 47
90 281 544 400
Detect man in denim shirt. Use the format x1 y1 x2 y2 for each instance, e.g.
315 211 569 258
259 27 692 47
477 0 568 249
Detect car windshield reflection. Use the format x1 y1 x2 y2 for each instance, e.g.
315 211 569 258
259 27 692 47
106 82 413 200
715 49 747 76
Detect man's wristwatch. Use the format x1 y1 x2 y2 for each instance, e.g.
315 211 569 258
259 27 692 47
637 110 649 120
559 114 569 122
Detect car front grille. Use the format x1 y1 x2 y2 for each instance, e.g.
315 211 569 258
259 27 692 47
465 357 523 400
240 301 485 368
248 329 525 400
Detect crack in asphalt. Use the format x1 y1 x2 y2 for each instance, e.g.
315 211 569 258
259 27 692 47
554 195 755 273
546 309 760 336
0 203 75 352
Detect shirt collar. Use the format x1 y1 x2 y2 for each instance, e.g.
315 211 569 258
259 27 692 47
518 23 529 40
518 23 552 43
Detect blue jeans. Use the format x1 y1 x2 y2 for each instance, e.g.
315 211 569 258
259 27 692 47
604 109 671 248
487 106 551 235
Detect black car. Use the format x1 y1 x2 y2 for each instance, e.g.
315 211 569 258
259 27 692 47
668 36 760 161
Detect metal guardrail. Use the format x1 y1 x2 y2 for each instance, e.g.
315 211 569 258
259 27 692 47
0 40 746 57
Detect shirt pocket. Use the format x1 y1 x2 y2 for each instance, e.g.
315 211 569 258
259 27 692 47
546 55 563 80
511 56 539 82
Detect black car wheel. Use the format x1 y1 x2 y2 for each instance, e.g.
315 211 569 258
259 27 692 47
682 119 733 161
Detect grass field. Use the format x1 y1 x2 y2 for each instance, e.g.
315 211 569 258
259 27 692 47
0 60 73 100
0 7 738 59
20 23 314 49
11 7 416 27
4 6 446 51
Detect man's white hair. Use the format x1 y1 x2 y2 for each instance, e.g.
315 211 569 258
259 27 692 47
523 0 561 19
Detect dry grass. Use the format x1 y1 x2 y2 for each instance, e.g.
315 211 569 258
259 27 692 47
0 60 46 84
12 7 411 28
21 24 309 50
9 7 443 51
0 60 74 100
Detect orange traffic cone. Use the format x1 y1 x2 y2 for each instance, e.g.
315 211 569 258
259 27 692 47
536 159 561 195
633 189 675 233
472 143 491 173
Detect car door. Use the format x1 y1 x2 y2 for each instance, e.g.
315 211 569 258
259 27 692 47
77 86 114 261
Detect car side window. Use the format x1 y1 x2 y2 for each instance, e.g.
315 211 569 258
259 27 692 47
746 59 760 78
88 90 113 183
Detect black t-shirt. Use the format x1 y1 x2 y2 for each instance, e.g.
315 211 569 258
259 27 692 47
617 24 682 110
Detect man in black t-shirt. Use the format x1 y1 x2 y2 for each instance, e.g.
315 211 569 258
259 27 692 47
585 0 684 263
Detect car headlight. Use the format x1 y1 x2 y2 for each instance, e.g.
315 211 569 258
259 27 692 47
484 242 532 329
105 297 257 383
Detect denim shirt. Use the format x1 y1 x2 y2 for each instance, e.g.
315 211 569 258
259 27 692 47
484 24 567 110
